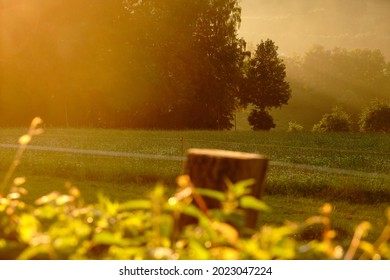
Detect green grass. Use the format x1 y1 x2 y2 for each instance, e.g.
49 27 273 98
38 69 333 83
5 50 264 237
0 128 389 243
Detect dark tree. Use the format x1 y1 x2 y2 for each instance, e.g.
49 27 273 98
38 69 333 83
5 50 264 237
0 0 246 129
181 0 246 130
242 39 291 130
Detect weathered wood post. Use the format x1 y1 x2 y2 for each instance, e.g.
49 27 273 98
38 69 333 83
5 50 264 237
184 148 268 229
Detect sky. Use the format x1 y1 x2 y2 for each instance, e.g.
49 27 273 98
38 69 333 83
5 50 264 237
239 0 390 59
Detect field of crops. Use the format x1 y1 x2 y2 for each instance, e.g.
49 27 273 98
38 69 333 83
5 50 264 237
0 128 389 244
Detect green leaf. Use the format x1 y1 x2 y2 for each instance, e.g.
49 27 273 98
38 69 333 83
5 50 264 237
182 204 208 222
118 200 152 211
17 244 51 260
97 193 119 215
17 214 40 243
188 240 210 260
239 196 270 212
359 241 375 256
53 236 79 251
93 231 128 247
196 188 226 202
34 204 57 220
229 179 255 198
109 246 146 260
151 184 165 199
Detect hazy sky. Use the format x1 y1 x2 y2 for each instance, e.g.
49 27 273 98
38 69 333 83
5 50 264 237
239 0 390 58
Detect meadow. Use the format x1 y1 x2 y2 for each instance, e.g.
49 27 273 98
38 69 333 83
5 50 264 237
0 128 389 245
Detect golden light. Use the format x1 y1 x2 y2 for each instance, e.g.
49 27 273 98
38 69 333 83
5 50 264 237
0 0 42 60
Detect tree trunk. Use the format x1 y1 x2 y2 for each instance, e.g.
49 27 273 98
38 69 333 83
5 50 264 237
184 148 268 229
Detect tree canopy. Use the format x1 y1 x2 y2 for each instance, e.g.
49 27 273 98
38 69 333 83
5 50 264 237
242 39 291 130
0 0 248 129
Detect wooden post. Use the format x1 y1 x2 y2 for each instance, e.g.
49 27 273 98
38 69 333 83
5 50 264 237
184 148 268 229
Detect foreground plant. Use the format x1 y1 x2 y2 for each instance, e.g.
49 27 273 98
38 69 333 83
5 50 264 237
0 117 43 195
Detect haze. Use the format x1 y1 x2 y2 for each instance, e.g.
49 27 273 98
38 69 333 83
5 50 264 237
239 0 390 58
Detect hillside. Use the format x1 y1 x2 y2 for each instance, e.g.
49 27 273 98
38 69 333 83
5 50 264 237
240 0 390 59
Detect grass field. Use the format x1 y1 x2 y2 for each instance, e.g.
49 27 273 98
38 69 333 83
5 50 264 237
0 128 389 245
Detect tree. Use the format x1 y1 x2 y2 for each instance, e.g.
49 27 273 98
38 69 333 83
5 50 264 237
312 106 353 132
88 0 246 129
0 0 246 129
242 39 291 130
184 0 245 130
359 100 390 133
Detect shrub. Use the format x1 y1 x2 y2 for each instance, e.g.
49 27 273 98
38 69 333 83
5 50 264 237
312 106 353 132
287 121 304 132
248 109 275 131
359 100 390 133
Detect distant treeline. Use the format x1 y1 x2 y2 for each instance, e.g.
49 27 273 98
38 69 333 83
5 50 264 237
277 46 390 129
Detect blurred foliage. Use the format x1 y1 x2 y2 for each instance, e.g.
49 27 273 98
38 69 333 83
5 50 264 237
0 175 389 260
